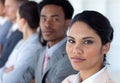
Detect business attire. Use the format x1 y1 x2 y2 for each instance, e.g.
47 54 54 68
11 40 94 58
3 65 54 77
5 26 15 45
0 17 8 27
62 67 115 83
0 24 22 68
20 38 78 83
0 33 41 83
0 18 2 27
0 18 13 45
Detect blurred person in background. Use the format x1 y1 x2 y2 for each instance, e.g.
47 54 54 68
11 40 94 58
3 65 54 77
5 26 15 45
0 0 13 56
0 1 41 83
0 0 6 27
0 0 28 68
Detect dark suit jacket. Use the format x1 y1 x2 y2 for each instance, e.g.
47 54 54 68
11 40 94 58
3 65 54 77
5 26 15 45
20 41 78 83
0 20 13 45
0 30 23 68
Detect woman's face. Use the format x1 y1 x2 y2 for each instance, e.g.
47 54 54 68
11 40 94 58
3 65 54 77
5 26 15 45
66 21 109 72
16 11 25 32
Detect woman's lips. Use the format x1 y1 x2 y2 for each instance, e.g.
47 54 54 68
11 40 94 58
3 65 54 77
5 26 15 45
70 57 86 63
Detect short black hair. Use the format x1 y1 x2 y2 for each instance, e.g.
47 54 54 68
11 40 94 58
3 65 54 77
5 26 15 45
38 0 74 46
38 0 74 19
69 11 114 45
18 1 39 29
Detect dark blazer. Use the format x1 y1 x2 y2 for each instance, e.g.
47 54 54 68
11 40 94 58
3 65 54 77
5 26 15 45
20 41 78 83
0 30 22 68
0 20 13 45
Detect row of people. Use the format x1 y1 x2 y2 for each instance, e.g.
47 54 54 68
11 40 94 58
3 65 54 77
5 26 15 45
0 0 13 57
0 0 23 68
0 0 42 83
0 0 115 83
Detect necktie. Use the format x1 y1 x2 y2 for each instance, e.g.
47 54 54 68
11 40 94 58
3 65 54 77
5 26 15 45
43 52 50 73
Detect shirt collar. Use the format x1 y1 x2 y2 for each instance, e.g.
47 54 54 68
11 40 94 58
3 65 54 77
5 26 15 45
11 23 18 32
73 67 106 83
0 17 8 25
46 37 66 57
82 67 106 83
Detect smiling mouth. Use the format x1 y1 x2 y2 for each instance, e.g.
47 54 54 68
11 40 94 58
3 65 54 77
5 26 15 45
71 57 86 63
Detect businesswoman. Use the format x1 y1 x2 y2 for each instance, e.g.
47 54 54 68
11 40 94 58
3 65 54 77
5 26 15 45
62 11 115 83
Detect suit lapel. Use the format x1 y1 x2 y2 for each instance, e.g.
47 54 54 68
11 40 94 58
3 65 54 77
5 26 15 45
42 42 67 77
36 47 47 83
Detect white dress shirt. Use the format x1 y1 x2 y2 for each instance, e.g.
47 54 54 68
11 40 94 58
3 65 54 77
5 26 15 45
46 37 66 57
80 67 105 83
62 67 107 83
0 17 8 26
6 23 18 39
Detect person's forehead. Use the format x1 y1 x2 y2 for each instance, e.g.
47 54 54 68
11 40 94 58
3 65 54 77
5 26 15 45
40 5 64 16
5 0 16 4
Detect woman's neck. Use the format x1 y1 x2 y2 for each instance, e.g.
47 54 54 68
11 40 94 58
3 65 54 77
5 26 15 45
80 64 103 81
23 28 36 40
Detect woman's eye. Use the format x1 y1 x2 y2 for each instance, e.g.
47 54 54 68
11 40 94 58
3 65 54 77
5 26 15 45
84 40 94 44
67 39 75 43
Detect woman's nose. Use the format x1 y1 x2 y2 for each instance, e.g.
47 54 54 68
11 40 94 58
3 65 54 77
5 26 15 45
73 43 83 55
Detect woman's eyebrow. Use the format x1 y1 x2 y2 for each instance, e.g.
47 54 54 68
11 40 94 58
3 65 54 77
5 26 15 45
67 36 75 39
82 37 95 40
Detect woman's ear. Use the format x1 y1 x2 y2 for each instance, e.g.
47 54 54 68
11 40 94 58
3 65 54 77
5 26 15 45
102 43 110 55
21 18 26 25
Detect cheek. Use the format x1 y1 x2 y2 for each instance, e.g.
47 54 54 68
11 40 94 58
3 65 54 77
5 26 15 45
0 6 3 12
85 47 102 63
40 23 44 30
18 21 24 31
85 47 100 57
9 7 16 16
56 24 67 37
9 8 14 13
66 43 73 57
82 48 102 68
